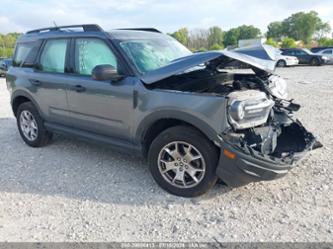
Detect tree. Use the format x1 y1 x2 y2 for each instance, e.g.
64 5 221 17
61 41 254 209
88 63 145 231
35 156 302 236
281 11 328 43
265 38 279 48
207 26 224 48
223 25 261 47
188 29 209 51
223 28 240 47
266 11 331 44
170 28 189 46
281 37 297 48
315 22 332 39
267 21 284 40
209 43 223 50
237 25 261 40
317 37 333 47
0 32 21 57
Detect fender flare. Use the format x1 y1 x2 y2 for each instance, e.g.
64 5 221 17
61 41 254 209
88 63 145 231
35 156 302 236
135 109 221 145
11 89 43 117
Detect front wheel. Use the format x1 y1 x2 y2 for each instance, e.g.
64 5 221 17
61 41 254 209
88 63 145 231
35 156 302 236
148 126 218 197
276 60 287 67
16 102 53 147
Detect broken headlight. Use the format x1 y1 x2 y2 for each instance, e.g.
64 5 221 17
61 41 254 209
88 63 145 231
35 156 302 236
268 75 288 99
228 90 274 130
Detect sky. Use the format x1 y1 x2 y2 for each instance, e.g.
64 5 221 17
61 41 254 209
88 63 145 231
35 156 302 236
0 0 332 34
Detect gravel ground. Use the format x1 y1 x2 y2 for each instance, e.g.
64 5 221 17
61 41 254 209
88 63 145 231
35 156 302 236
0 66 332 242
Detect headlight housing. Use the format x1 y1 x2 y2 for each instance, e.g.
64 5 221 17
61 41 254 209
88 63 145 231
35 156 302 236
268 75 288 99
228 90 274 130
322 56 328 60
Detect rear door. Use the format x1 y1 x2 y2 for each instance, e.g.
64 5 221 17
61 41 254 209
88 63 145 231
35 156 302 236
65 37 134 140
31 38 71 125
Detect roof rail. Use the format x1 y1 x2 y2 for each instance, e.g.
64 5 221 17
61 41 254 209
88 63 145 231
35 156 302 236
116 28 161 33
26 24 103 34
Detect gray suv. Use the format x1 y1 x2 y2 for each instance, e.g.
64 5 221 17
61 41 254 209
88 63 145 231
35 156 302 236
6 24 321 197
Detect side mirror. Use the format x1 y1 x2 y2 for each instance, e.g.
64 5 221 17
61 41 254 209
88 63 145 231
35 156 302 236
92 64 123 81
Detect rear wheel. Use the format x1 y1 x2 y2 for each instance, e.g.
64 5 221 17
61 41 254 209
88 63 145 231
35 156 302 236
148 126 218 197
310 58 320 66
16 102 53 147
276 60 287 67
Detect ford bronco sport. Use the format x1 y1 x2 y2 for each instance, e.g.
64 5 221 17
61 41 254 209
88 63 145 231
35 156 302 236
6 24 321 197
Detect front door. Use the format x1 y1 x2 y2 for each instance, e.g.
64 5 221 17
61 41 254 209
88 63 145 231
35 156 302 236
295 50 310 64
66 38 134 140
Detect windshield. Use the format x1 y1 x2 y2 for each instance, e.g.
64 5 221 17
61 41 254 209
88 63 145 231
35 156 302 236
303 48 313 54
119 36 192 73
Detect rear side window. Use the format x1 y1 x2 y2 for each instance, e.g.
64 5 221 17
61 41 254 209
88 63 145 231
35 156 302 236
39 39 68 73
13 41 41 67
74 38 117 75
296 50 306 55
323 49 332 54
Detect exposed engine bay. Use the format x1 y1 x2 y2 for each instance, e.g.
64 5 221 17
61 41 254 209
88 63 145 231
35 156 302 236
147 68 320 162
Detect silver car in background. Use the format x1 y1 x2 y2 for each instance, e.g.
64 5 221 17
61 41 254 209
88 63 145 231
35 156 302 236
315 48 333 64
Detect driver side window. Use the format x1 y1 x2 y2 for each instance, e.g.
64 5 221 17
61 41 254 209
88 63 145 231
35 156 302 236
296 50 306 55
75 38 118 75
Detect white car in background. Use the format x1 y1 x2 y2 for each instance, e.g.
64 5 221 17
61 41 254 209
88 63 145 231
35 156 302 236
275 50 299 67
315 48 333 64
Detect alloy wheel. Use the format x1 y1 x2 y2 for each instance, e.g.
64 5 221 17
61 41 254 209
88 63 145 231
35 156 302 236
157 141 206 188
19 110 38 141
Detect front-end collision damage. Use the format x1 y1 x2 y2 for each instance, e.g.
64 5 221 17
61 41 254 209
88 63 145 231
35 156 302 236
140 44 322 186
217 85 322 186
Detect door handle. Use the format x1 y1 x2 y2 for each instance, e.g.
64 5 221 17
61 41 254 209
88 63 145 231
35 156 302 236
29 79 41 86
72 85 86 93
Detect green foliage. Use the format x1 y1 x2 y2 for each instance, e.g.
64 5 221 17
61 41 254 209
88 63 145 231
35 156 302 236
267 11 331 43
223 28 240 47
197 47 207 52
281 37 297 48
315 22 332 39
283 11 321 43
224 25 261 47
209 43 224 50
0 32 21 58
317 37 333 47
267 21 284 40
238 25 261 40
265 38 279 48
170 28 189 46
207 26 224 48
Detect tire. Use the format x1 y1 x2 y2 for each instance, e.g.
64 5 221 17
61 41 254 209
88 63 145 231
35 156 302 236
148 126 218 197
310 58 320 66
16 102 53 147
276 60 287 67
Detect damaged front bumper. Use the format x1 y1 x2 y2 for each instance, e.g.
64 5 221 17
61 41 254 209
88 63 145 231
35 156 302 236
216 121 320 187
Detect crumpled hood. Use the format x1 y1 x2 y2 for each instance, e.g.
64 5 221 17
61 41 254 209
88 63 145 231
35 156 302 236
141 45 277 84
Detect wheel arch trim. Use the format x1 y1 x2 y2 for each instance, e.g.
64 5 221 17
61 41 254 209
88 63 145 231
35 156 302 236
11 90 42 117
135 110 220 145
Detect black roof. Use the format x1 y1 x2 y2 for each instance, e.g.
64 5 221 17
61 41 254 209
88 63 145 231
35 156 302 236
311 46 333 53
280 48 302 51
18 24 163 43
26 24 103 34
